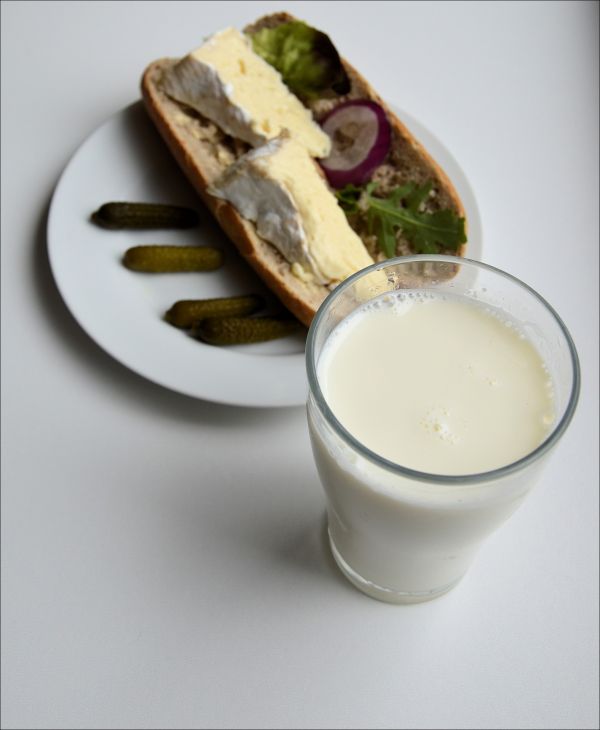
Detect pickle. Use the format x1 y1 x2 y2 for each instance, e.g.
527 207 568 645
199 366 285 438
91 202 199 229
197 317 301 345
166 295 265 328
123 246 223 272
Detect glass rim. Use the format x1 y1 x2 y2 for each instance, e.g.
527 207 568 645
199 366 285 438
305 255 581 486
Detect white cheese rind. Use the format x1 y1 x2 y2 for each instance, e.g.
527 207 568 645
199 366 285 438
162 56 260 145
162 27 331 157
210 138 312 272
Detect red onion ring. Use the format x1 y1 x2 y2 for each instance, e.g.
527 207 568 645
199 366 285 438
319 100 391 188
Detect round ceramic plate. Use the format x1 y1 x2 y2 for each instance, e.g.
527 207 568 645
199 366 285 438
47 102 482 407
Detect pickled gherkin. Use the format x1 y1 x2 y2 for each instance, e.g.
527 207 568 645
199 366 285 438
166 295 264 328
197 317 301 345
123 246 223 272
92 202 199 229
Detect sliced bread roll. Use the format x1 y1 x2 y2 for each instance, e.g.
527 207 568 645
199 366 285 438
141 12 467 327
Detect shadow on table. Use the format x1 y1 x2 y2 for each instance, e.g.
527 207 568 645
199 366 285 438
155 456 356 600
32 191 298 429
279 512 355 594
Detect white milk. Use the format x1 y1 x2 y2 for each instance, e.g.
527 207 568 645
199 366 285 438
308 291 556 602
318 293 555 475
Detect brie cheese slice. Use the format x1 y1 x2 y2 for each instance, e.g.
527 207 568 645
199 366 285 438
162 27 331 158
209 135 374 285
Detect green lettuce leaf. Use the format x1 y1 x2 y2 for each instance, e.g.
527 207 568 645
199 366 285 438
249 21 350 99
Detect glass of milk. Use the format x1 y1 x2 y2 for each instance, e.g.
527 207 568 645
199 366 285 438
306 256 580 604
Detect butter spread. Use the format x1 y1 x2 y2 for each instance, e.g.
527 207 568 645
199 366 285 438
162 27 331 158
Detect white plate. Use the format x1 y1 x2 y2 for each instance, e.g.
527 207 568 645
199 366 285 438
48 102 482 408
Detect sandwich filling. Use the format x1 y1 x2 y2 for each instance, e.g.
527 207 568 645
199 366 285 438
162 27 331 158
209 135 373 285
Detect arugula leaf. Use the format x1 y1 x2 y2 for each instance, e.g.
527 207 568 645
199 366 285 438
369 208 397 258
404 182 432 212
365 183 466 256
367 187 466 254
249 21 350 99
336 181 466 256
335 184 362 214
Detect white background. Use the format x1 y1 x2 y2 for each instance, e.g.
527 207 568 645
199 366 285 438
2 1 598 728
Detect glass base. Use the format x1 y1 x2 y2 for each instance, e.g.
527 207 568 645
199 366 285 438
328 532 464 604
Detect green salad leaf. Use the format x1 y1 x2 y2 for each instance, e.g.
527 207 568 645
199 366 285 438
335 183 362 214
249 21 350 99
336 182 466 257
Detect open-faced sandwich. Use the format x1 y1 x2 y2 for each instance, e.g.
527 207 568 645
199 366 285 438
141 12 467 327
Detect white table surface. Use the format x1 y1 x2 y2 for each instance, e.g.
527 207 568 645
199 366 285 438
2 1 598 728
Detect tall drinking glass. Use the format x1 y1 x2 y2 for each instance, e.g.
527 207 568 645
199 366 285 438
306 256 580 604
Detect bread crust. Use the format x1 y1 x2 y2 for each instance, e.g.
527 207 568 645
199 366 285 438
140 15 467 327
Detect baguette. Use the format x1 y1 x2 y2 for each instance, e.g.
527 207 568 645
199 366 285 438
141 12 467 327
